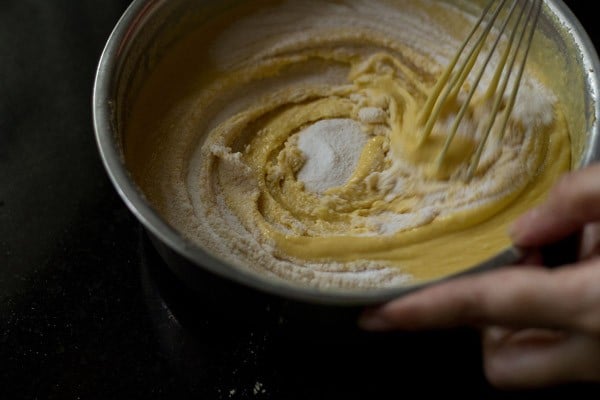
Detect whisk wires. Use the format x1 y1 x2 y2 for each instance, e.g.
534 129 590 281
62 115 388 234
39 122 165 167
418 0 543 180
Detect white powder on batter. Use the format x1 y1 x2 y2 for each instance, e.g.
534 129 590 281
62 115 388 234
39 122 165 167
358 106 387 124
296 118 368 193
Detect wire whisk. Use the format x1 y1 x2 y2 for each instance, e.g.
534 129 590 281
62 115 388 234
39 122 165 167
418 0 543 180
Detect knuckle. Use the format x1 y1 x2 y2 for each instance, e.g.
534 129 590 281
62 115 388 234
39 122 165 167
568 272 600 335
550 172 573 200
457 284 488 323
575 302 600 336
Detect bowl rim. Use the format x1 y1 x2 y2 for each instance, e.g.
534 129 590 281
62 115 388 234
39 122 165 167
92 0 600 306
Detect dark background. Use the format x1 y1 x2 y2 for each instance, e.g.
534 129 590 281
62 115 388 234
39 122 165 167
1 1 599 399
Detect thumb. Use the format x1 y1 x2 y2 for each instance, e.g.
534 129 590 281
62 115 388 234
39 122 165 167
509 162 600 247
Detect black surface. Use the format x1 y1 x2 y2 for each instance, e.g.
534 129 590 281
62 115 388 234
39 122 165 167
1 1 600 399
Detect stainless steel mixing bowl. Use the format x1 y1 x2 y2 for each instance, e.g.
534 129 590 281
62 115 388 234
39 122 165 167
93 0 600 309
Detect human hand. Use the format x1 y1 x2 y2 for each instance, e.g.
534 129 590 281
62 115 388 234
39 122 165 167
359 162 600 389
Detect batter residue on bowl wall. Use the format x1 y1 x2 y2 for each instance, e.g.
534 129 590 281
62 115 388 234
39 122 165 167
125 0 571 289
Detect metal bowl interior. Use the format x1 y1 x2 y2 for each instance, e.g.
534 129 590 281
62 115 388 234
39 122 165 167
93 0 600 306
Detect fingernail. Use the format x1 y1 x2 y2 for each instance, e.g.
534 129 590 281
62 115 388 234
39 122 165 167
358 309 392 331
508 208 539 242
485 326 513 343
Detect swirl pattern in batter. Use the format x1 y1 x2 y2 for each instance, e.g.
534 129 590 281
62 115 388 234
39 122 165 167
126 0 571 289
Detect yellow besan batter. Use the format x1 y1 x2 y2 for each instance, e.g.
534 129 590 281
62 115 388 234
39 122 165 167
125 0 571 289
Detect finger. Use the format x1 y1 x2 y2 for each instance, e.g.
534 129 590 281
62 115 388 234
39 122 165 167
358 261 600 332
579 223 600 260
509 162 600 247
482 327 600 388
